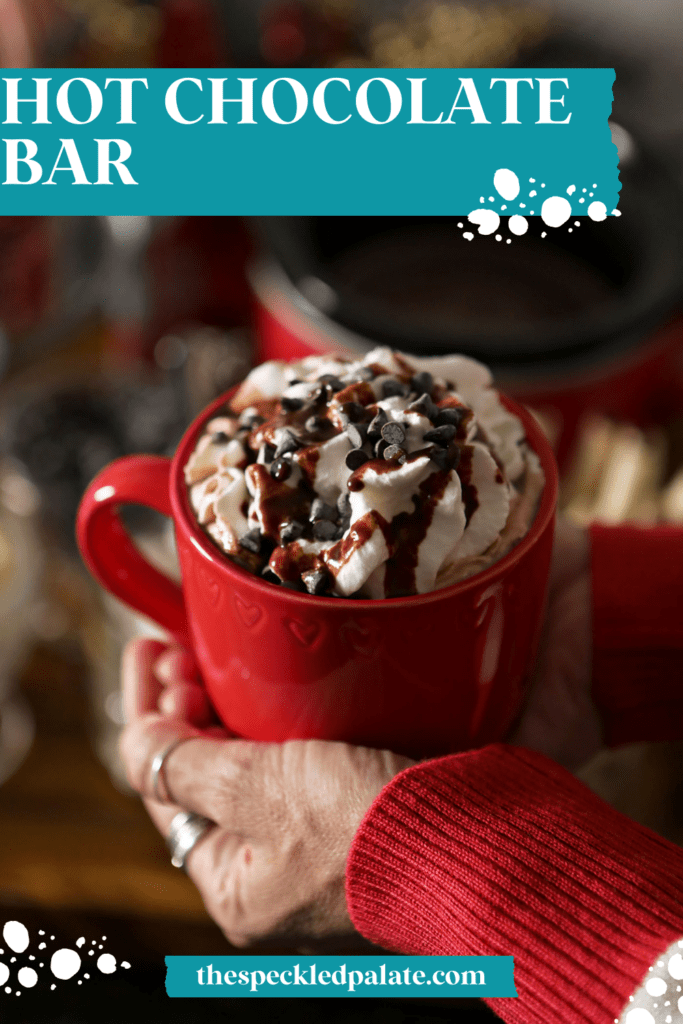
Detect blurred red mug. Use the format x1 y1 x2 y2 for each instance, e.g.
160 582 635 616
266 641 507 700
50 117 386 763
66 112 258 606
77 386 558 759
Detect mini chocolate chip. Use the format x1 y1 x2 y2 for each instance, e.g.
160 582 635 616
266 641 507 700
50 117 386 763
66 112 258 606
281 396 304 412
302 567 332 596
239 529 262 554
345 449 370 471
411 371 433 395
317 374 344 391
310 498 336 522
374 438 389 459
210 430 230 444
423 424 457 446
312 519 338 541
281 579 306 592
305 415 325 432
280 519 304 544
270 458 291 482
381 379 409 399
428 446 452 471
274 430 302 459
346 422 368 449
435 406 466 428
339 402 366 423
381 421 406 446
383 444 406 462
259 443 276 463
240 412 265 428
261 567 281 585
410 393 439 422
337 492 351 518
288 378 303 386
367 409 388 442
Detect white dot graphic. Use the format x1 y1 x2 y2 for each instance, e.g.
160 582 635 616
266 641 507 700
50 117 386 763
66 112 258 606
18 967 38 989
457 222 463 229
678 996 683 1012
51 984 56 991
646 977 667 997
529 190 537 197
588 201 607 222
509 215 528 236
3 921 29 954
579 198 585 204
567 185 576 195
493 168 520 201
0 963 9 986
468 209 500 236
38 942 46 950
51 948 81 981
668 954 683 979
519 203 526 209
542 197 572 227
76 937 85 948
97 954 117 975
463 232 474 241
501 204 507 210
624 1010 655 1024
4 986 10 994
541 232 547 238
122 962 130 969
495 234 502 241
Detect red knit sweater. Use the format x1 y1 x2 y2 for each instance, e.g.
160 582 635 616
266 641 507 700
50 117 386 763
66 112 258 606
346 524 683 1024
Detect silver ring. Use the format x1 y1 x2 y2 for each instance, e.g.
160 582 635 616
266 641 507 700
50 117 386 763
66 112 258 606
150 737 194 804
167 811 214 871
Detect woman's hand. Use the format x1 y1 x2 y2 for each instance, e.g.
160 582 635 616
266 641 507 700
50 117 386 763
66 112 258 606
119 640 414 946
119 517 597 946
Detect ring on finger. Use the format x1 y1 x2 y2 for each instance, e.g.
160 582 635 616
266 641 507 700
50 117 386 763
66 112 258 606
167 811 214 872
150 736 196 804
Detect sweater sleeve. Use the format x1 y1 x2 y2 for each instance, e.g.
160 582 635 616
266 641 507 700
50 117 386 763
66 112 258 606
346 744 683 1024
590 523 683 747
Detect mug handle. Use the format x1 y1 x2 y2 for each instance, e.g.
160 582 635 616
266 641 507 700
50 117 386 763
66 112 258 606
76 455 190 647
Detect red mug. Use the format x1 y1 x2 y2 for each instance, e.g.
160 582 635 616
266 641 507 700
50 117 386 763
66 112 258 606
77 387 558 759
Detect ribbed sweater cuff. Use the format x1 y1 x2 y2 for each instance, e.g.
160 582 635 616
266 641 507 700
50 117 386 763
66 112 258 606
346 745 683 1024
590 523 683 745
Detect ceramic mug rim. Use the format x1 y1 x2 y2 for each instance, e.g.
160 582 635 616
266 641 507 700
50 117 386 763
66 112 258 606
170 380 559 611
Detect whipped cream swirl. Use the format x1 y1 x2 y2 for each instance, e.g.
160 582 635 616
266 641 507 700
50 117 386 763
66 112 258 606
184 348 544 599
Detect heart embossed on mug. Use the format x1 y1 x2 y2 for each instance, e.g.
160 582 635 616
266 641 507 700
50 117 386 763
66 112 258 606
285 618 321 647
342 619 381 657
234 594 263 629
198 566 222 609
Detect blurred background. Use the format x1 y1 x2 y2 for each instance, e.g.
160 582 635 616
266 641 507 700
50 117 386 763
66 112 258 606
0 1 682 1021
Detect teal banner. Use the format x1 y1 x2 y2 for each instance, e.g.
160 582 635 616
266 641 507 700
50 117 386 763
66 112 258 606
0 69 617 216
165 955 517 998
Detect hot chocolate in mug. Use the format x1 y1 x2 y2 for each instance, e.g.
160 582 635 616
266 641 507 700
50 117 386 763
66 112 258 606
77 387 558 759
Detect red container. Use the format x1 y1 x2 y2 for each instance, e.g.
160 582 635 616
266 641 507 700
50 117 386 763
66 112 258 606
76 386 558 760
249 252 683 473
